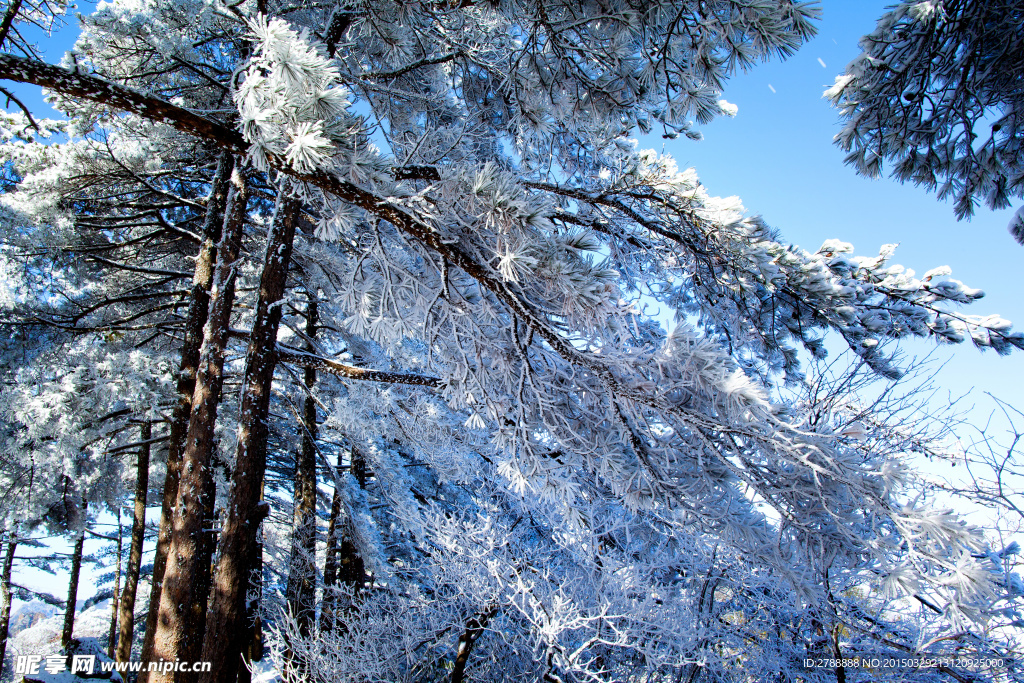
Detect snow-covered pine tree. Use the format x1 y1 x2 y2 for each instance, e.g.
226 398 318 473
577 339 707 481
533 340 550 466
0 111 238 669
1 0 1023 681
826 0 1024 240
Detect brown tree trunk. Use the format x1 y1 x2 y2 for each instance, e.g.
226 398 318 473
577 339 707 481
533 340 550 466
286 296 318 635
61 530 86 651
194 461 219 639
152 167 247 683
117 421 152 663
200 193 300 683
333 525 367 635
108 510 122 658
140 152 234 679
0 536 17 673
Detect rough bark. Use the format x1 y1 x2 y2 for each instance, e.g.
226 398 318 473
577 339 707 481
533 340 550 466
237 476 265 683
61 531 85 651
152 167 247 683
140 152 234 679
0 536 17 673
107 511 121 658
276 348 439 387
200 193 300 683
286 297 318 636
116 421 152 663
194 458 218 641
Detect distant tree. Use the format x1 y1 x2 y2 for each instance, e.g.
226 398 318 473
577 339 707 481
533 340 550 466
826 0 1024 240
0 535 15 677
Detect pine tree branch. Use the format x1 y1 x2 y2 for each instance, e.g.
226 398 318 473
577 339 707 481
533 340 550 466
0 0 23 49
0 51 901 443
0 53 248 152
105 434 169 454
276 347 441 388
86 254 193 279
364 51 463 81
10 582 66 607
0 84 37 130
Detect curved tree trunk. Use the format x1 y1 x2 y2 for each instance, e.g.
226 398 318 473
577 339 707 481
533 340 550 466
450 605 498 683
116 421 151 663
200 193 300 683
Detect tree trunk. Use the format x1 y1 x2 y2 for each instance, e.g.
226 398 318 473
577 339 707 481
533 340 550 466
62 530 85 651
200 193 300 683
351 447 368 490
0 536 17 674
319 528 368 639
450 605 498 683
108 510 122 658
117 421 152 663
194 459 218 639
319 486 341 634
335 533 365 590
283 297 318 677
831 619 846 683
237 477 265 683
140 152 234 678
286 296 318 635
338 449 367 594
321 449 369 635
152 167 247 683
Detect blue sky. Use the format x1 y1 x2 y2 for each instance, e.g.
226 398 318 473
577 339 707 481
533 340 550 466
650 1 1024 425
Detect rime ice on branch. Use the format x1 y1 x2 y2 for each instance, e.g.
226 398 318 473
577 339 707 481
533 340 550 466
0 1 1022 681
